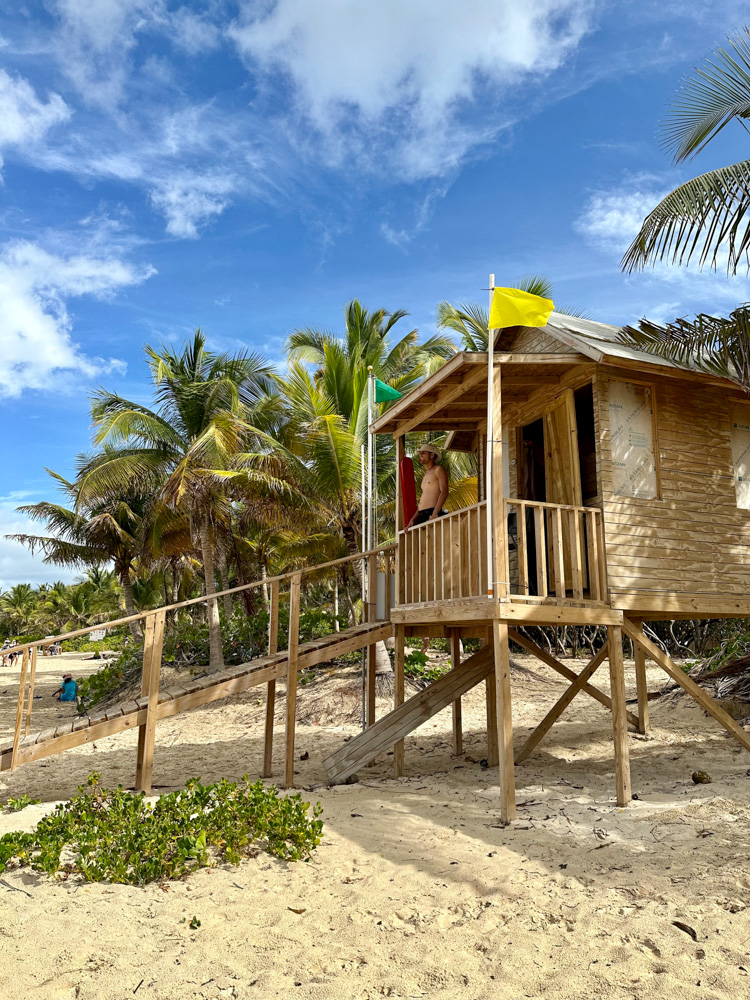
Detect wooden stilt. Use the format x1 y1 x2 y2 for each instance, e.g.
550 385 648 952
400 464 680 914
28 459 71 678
24 646 38 737
507 627 638 729
450 628 463 755
10 648 30 773
284 574 302 789
135 610 166 794
485 673 499 767
622 618 750 754
262 579 280 778
515 642 609 764
492 621 516 824
394 624 405 777
630 618 650 734
607 625 631 806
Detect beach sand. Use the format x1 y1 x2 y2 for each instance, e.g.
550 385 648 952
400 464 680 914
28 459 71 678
1 649 750 999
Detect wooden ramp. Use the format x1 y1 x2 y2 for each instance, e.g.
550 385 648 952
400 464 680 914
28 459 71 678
323 645 493 784
0 620 392 774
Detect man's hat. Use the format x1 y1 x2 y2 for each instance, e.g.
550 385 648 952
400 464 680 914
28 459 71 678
417 443 442 459
63 673 72 681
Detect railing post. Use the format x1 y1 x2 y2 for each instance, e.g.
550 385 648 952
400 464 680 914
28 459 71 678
24 645 39 737
284 573 302 788
394 623 405 777
450 628 463 756
135 610 166 794
263 577 280 779
10 647 30 772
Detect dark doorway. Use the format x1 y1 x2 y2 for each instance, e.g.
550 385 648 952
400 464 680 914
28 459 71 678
574 383 597 504
519 417 546 502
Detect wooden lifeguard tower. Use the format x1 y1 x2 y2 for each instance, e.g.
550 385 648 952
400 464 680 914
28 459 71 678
323 299 750 822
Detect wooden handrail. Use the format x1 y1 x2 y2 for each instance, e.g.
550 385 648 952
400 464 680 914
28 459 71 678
504 498 602 514
4 542 397 657
401 500 487 532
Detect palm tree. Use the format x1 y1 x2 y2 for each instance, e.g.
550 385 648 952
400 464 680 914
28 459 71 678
0 583 37 636
623 28 750 274
10 472 147 640
75 330 285 671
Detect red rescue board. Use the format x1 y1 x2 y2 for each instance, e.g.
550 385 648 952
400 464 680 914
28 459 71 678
400 455 417 526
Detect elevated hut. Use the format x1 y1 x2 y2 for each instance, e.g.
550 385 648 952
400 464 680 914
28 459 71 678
360 309 750 821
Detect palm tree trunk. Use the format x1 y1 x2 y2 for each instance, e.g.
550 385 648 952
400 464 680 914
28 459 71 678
260 565 269 611
199 518 224 671
119 568 143 641
217 545 233 619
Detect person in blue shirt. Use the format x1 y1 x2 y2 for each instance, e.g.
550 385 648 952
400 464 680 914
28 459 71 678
54 673 78 702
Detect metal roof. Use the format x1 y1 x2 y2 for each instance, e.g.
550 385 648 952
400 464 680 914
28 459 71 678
534 312 685 371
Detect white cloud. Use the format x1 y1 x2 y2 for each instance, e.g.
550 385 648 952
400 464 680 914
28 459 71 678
0 237 154 396
170 6 222 54
574 177 670 252
0 69 71 170
575 177 750 317
149 170 236 238
230 0 594 179
0 493 79 591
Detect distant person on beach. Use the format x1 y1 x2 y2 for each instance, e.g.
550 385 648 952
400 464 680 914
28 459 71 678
1 639 10 667
54 673 78 702
406 444 449 528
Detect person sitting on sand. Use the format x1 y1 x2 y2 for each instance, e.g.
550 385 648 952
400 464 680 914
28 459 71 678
54 673 78 702
406 444 449 528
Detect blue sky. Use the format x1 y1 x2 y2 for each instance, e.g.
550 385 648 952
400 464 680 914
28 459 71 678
0 0 748 587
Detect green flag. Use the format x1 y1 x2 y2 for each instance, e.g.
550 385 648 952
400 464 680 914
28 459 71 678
374 378 402 403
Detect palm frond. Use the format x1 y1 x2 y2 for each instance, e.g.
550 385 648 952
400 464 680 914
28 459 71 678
621 161 750 274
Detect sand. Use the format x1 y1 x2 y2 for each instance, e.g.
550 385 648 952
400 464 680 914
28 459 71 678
1 649 750 999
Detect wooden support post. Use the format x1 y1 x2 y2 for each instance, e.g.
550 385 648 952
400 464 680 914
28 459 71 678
284 574 302 789
492 621 516 824
622 617 750 754
450 628 463 755
630 618 650 734
485 671 499 767
366 552 378 727
607 624 631 807
395 436 405 605
491 362 508 598
262 578 280 778
10 648 30 772
24 645 38 737
515 642 609 764
394 623 405 777
135 610 166 794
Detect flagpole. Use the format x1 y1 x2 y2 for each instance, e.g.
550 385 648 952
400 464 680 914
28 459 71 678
367 366 374 551
486 273 495 599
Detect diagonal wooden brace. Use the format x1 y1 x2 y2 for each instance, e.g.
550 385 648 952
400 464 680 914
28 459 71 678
515 642 609 764
621 618 750 754
508 628 638 729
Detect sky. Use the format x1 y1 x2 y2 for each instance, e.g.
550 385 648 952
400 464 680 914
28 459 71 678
0 0 748 588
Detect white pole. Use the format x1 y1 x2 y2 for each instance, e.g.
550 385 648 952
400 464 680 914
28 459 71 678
361 442 366 608
367 367 374 551
486 274 495 598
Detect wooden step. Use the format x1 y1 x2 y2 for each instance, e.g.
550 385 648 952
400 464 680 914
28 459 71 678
323 646 494 784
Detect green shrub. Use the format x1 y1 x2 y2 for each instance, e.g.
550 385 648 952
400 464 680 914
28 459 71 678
404 649 448 684
0 772 323 885
3 794 41 812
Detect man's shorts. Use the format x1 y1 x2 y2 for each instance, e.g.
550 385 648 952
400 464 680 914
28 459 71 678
412 507 446 526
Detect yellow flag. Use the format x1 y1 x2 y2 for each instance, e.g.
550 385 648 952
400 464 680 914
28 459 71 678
489 287 554 330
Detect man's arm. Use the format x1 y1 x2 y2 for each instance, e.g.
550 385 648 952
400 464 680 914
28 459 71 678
429 466 449 519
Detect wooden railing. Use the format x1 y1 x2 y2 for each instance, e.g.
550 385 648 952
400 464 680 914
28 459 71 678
504 499 607 603
398 499 607 606
399 502 488 603
6 543 395 787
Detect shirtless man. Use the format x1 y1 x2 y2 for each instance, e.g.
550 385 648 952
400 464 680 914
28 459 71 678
407 444 449 527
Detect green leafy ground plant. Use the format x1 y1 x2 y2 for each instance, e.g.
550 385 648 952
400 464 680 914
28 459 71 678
0 773 323 884
3 794 41 812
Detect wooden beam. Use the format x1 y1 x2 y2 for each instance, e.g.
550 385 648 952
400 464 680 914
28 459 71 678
494 353 590 365
24 646 38 738
607 625 632 806
10 648 29 773
492 622 516 824
284 574 302 788
262 578 280 778
135 610 166 794
515 642 609 764
621 617 750 754
629 617 650 734
394 624 405 777
392 364 489 436
450 628 463 756
507 627 639 729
